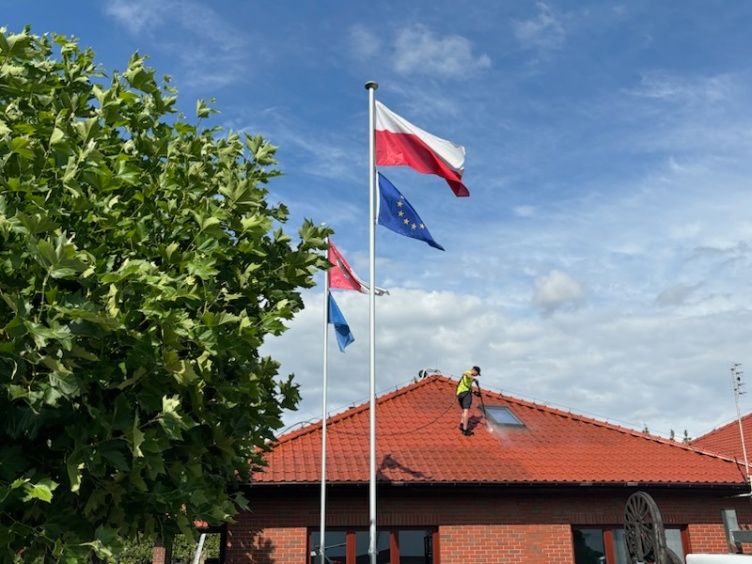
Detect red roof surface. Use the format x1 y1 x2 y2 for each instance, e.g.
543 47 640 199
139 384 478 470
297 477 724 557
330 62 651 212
692 413 752 463
254 375 747 486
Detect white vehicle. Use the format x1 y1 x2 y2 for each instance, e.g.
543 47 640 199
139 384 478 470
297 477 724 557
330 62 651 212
686 556 752 563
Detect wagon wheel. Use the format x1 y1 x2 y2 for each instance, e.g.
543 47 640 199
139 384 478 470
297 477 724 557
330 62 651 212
624 491 679 564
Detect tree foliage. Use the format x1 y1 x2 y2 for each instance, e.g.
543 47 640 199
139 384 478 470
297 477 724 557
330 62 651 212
0 27 329 562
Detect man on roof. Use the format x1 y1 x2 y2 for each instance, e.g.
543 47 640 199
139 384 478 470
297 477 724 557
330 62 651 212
456 366 481 436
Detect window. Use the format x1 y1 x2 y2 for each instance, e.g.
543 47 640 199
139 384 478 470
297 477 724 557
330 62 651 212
573 528 605 564
310 530 346 564
355 531 390 563
484 405 524 426
398 530 433 564
309 529 436 564
573 526 686 564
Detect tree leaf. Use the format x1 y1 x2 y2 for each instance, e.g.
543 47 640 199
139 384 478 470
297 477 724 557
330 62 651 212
23 479 58 503
9 136 34 159
66 457 85 493
49 127 66 146
127 411 145 458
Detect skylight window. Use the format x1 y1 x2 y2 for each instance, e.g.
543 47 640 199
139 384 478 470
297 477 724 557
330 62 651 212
484 406 524 427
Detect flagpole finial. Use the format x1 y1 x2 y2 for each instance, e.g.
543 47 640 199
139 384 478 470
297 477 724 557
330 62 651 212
364 81 379 90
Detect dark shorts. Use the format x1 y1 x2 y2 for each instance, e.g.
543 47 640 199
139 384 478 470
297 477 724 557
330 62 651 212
457 391 472 409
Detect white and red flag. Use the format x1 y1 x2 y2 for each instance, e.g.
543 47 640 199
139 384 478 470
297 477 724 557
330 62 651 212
327 240 388 295
374 100 469 197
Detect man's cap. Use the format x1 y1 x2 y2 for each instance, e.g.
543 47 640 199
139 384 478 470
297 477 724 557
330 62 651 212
473 365 481 375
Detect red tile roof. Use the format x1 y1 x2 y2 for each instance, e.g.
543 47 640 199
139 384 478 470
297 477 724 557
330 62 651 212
692 413 752 465
253 375 747 486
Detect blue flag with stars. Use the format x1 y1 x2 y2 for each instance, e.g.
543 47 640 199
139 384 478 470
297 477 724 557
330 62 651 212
377 173 445 251
327 292 354 352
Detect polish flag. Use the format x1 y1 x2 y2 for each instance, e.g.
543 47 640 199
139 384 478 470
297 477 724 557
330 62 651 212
375 101 469 197
328 240 388 295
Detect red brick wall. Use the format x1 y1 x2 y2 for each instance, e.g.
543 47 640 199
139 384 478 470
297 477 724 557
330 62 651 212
151 538 171 564
686 523 752 555
151 545 168 564
440 524 573 564
223 486 752 563
225 516 307 563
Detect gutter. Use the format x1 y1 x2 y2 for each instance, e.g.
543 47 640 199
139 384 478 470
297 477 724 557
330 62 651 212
244 480 748 491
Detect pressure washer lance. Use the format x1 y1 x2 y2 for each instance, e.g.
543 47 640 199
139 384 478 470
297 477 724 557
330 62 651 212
474 380 494 433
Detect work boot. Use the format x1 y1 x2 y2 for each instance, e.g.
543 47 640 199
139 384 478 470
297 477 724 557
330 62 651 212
463 428 474 436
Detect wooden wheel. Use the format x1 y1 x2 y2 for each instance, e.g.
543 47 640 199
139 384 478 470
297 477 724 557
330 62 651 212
624 491 676 563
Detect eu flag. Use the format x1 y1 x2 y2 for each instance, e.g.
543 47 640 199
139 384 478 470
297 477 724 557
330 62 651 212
327 292 355 352
377 173 445 251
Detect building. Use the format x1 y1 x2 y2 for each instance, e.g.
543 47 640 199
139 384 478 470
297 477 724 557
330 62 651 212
222 375 752 563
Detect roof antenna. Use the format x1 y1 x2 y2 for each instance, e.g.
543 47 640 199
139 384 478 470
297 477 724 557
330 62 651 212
731 362 752 495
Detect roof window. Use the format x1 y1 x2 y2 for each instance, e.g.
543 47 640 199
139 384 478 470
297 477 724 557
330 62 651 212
484 406 524 427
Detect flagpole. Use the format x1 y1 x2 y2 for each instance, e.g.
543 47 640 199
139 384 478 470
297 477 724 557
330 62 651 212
319 242 330 564
364 80 378 564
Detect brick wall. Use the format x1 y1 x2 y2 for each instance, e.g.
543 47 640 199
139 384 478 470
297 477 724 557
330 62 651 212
151 537 171 564
151 544 168 564
222 485 752 563
225 514 308 563
686 522 752 555
687 523 731 554
440 524 573 564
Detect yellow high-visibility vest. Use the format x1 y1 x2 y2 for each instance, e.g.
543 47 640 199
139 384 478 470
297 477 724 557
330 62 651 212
456 370 474 395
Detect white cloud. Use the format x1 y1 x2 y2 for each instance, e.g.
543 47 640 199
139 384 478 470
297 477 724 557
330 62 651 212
629 71 737 105
392 24 491 78
348 24 381 59
381 83 462 121
176 2 246 54
237 107 363 184
655 283 701 306
103 0 167 34
533 270 584 313
513 205 536 218
513 2 566 51
103 0 252 89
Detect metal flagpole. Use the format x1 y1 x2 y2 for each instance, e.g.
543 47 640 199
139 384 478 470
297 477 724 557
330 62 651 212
319 245 330 564
364 80 378 564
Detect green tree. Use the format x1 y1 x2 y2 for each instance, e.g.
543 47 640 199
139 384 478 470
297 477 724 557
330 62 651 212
0 28 329 562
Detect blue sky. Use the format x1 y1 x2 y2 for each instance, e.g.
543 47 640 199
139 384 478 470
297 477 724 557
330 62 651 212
7 0 752 439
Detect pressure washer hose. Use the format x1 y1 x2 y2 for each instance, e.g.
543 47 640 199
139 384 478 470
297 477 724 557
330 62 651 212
474 380 490 427
474 381 485 410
